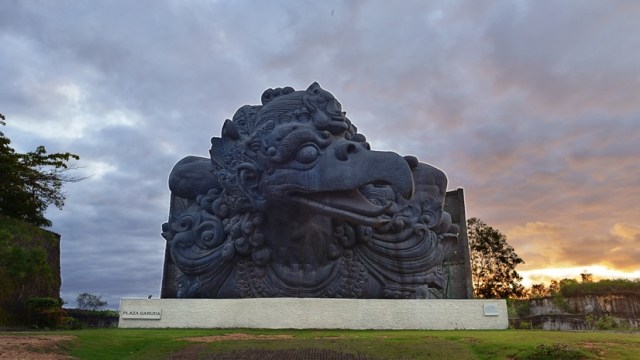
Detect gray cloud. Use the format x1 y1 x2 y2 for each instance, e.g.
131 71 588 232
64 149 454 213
2 0 640 306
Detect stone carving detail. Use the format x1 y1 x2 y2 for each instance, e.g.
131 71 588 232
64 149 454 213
162 83 459 298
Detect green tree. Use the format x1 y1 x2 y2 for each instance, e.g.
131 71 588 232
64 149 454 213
559 278 579 288
76 292 107 311
0 114 80 227
580 271 594 283
467 217 525 299
530 283 550 298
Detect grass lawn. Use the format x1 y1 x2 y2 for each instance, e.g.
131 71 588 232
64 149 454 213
3 328 639 359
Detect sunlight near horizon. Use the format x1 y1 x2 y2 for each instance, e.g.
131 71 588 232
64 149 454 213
520 265 640 287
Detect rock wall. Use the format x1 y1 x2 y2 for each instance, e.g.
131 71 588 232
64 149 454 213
517 294 640 330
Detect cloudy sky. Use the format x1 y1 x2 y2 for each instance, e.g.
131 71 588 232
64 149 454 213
2 0 639 307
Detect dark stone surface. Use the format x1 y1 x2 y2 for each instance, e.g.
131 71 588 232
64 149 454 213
443 189 474 299
161 83 470 299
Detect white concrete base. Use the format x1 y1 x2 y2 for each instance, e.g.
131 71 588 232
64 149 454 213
119 298 507 330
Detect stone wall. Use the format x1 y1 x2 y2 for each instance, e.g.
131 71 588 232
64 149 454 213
120 298 508 329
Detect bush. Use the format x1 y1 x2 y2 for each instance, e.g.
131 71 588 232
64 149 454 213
61 316 85 330
65 308 119 328
509 319 532 329
525 344 585 360
26 297 64 328
585 314 625 330
595 315 618 330
507 298 531 318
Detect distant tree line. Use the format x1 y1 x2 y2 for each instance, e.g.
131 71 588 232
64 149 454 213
528 277 640 298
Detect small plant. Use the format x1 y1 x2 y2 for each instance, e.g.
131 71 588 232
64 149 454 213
617 318 632 330
585 314 620 330
584 314 595 329
595 315 618 330
525 343 585 360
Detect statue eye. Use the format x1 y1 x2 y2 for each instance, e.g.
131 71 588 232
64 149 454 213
295 145 319 164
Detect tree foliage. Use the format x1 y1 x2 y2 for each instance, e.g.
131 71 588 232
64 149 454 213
467 217 525 299
580 271 594 283
76 292 107 311
0 114 80 227
528 279 561 298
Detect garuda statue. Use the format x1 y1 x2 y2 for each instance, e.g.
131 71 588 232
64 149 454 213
162 83 459 299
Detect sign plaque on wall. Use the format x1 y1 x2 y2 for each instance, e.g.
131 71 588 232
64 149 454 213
483 303 499 316
121 309 162 320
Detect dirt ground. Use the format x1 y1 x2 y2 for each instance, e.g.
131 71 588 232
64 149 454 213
180 333 294 342
167 346 375 360
168 333 375 360
0 335 75 360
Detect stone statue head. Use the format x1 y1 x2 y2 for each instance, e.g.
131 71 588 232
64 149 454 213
162 82 458 298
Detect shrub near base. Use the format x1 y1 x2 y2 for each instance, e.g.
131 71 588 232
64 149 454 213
26 297 65 328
